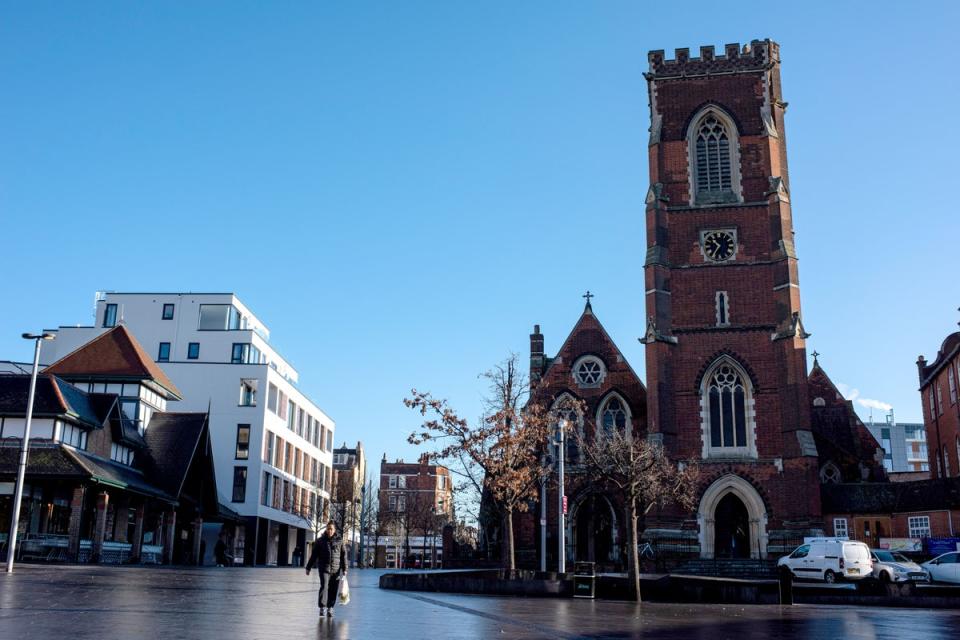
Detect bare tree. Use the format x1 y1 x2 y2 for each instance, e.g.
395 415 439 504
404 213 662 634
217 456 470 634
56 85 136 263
575 428 699 601
406 354 553 571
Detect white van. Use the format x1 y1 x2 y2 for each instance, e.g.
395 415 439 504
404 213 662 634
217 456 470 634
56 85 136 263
777 538 873 583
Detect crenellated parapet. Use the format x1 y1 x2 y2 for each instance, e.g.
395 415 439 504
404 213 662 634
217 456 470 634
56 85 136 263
647 39 779 78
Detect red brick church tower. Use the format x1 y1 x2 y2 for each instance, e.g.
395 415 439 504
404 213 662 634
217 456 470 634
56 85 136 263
642 40 822 559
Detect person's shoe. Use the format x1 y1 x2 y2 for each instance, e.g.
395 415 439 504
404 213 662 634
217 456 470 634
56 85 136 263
326 608 334 618
319 607 326 617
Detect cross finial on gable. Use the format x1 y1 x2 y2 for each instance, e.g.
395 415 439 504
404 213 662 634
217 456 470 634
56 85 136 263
583 290 594 311
811 350 820 366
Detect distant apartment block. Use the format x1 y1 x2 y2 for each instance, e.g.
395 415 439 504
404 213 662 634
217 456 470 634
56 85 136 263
41 292 335 566
865 417 929 474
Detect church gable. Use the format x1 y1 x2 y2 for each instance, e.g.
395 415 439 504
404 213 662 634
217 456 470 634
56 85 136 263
529 300 646 438
808 359 886 483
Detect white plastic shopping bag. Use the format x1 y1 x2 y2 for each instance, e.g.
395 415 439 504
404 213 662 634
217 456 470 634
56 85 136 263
338 576 350 605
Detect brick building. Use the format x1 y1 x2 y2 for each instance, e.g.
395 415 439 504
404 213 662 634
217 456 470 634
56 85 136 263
640 39 823 559
378 454 453 568
917 330 960 480
332 441 365 566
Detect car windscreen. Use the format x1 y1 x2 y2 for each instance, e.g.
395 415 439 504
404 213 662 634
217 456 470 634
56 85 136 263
892 553 911 563
873 550 894 562
843 544 870 562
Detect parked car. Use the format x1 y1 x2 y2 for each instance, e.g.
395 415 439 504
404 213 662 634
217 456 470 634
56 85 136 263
921 552 960 584
778 538 873 583
870 550 930 583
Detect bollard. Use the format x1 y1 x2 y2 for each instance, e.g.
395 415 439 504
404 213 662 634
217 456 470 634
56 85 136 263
778 568 793 605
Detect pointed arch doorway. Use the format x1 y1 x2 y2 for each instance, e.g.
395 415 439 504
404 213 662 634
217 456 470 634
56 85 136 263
698 474 768 559
569 494 620 569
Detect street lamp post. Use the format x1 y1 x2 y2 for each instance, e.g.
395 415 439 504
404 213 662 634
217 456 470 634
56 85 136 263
358 483 366 568
557 420 566 575
6 332 55 574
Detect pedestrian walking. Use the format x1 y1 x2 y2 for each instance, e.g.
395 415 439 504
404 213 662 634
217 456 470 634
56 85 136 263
305 521 347 618
214 532 230 567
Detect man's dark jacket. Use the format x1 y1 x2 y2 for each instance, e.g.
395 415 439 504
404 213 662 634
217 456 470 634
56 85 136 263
306 532 346 574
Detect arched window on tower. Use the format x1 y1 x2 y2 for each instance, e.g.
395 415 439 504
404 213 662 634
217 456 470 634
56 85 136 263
688 108 741 205
700 358 756 457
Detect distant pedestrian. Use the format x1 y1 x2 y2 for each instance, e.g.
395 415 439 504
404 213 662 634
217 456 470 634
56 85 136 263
306 521 347 618
215 532 231 567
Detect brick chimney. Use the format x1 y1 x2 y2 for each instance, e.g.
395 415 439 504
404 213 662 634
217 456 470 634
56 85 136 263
530 324 544 384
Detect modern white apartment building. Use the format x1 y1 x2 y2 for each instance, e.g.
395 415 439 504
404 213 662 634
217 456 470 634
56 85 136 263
40 292 335 566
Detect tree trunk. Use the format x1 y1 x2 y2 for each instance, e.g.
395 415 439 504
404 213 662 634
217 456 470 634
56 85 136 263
503 509 516 572
626 499 641 602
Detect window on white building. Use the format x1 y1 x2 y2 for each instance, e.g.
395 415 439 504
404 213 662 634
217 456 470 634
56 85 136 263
268 383 278 413
198 304 242 331
232 466 247 502
103 304 118 328
110 443 135 466
58 423 88 450
187 342 200 360
240 379 257 406
235 424 250 460
157 342 170 362
162 303 175 320
908 516 931 539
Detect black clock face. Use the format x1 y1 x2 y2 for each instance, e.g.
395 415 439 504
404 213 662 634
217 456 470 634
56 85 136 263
704 231 736 262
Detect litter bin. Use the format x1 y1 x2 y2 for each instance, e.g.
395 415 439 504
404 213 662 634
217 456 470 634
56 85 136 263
573 561 596 599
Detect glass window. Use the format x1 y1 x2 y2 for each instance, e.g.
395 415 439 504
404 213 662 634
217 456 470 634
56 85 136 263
575 358 603 386
103 304 118 328
240 379 257 406
187 342 200 359
908 516 931 538
716 291 729 326
235 424 250 460
198 304 242 331
261 472 271 506
267 383 278 413
326 430 333 452
264 431 274 465
600 396 628 434
833 518 848 538
157 342 171 362
694 113 734 200
232 467 247 502
162 304 175 320
287 401 296 430
790 544 810 559
706 362 749 449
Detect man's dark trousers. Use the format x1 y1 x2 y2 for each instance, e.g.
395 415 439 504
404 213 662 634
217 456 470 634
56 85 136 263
318 572 340 609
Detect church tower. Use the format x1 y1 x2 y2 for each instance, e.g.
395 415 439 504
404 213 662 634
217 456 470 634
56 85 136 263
642 40 822 559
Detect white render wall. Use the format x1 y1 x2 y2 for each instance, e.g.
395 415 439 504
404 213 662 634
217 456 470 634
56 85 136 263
40 292 335 533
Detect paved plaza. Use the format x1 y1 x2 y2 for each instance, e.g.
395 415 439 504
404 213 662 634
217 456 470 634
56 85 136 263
1 566 958 639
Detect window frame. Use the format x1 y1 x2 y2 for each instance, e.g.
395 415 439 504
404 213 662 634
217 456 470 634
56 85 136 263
235 424 250 460
833 518 848 539
157 342 171 362
908 515 931 539
187 342 200 360
700 357 757 459
103 304 118 328
162 303 175 320
232 466 248 502
686 106 743 206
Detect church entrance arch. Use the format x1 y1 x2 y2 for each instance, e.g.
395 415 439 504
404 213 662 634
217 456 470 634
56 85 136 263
568 493 620 569
697 474 768 559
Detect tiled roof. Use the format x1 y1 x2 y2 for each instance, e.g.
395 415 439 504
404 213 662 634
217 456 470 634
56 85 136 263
0 442 89 478
143 412 209 499
0 375 106 429
66 448 174 501
44 325 181 399
822 477 960 514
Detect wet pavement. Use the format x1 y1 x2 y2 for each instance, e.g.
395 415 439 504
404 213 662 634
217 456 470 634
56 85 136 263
0 565 957 639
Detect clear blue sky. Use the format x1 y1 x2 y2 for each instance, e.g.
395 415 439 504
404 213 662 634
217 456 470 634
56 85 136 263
2 2 958 473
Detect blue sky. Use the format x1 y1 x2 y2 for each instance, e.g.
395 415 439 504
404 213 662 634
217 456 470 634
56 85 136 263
2 2 958 473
